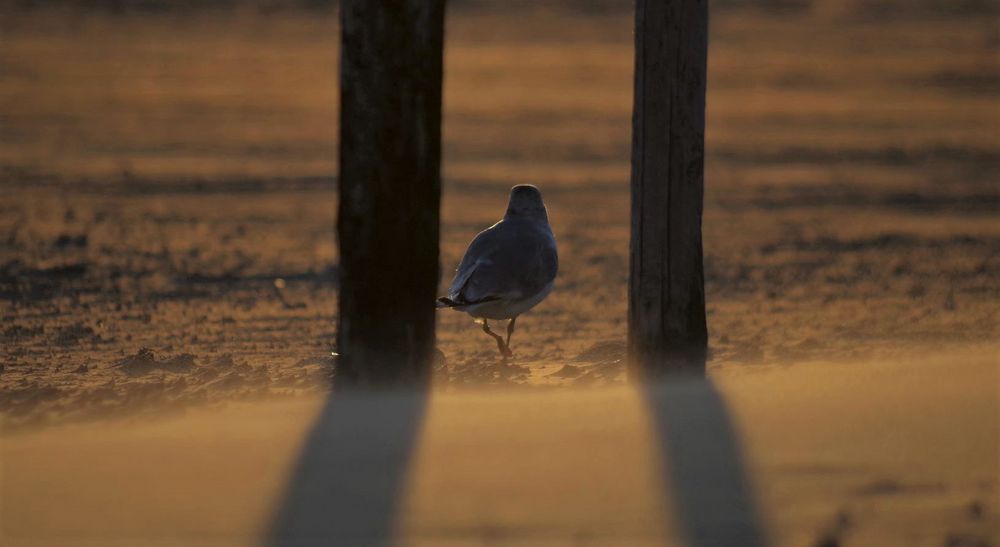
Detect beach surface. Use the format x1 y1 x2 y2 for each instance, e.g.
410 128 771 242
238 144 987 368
2 346 996 546
2 4 998 429
0 3 997 545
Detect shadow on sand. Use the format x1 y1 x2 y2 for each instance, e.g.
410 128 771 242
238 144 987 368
643 376 768 547
267 390 427 547
268 375 766 546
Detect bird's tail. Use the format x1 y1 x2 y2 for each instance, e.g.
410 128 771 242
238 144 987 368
436 295 501 309
436 297 462 309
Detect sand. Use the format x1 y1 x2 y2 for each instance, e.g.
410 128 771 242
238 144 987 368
2 347 996 546
1 4 997 430
0 2 998 544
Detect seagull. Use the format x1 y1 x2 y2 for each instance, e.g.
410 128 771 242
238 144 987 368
437 184 558 358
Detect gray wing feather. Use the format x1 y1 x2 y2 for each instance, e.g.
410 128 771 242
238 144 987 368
447 219 558 303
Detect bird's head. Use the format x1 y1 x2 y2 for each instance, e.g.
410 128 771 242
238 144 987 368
504 184 549 221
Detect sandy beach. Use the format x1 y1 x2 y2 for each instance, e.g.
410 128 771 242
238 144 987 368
1 1 998 544
2 346 996 546
2 5 997 428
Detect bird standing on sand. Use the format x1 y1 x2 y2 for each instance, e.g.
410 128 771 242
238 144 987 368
438 185 558 358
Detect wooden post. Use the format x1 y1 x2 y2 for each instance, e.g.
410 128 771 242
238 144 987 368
628 0 709 377
336 0 445 386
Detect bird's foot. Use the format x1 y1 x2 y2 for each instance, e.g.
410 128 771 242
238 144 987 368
496 339 513 360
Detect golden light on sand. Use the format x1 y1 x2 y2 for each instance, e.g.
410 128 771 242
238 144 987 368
1 1 998 545
2 348 995 545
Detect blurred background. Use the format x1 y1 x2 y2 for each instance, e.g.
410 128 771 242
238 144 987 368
1 0 997 428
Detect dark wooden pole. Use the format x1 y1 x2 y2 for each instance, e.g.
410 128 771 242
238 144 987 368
336 0 445 387
628 0 709 377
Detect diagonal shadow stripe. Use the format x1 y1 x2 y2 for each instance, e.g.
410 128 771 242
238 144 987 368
643 377 768 547
267 391 428 547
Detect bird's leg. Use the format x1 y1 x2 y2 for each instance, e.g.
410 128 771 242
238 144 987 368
481 319 512 358
505 316 518 349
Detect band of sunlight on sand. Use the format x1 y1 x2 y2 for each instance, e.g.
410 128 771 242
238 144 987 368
2 346 996 546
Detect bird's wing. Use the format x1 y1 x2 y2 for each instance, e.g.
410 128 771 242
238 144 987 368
446 222 506 301
448 219 558 303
